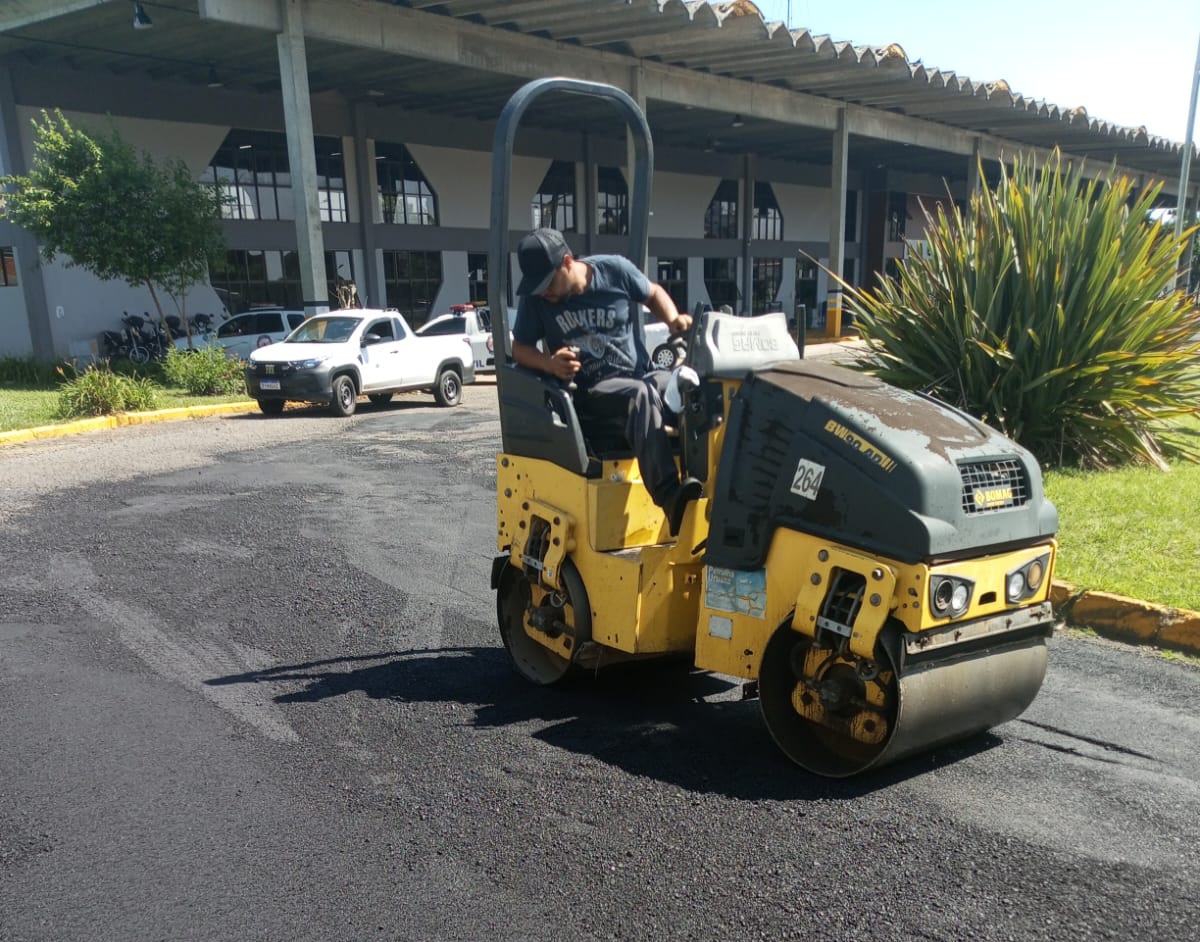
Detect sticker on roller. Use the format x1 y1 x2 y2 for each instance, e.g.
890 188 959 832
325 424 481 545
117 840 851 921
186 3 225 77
705 566 766 618
790 458 825 500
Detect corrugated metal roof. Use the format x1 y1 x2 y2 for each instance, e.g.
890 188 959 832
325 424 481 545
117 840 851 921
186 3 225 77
0 0 1190 187
402 0 1183 164
388 0 1185 178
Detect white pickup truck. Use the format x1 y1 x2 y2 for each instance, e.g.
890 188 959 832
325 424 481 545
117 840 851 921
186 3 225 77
244 309 475 416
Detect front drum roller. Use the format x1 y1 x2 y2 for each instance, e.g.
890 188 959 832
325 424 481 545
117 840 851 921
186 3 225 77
758 621 1048 777
497 559 591 685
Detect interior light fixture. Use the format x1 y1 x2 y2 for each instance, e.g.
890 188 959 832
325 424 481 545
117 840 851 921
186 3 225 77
132 2 153 29
206 65 223 88
730 114 744 128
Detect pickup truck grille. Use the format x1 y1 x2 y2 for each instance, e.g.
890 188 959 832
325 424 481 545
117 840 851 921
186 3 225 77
250 362 297 378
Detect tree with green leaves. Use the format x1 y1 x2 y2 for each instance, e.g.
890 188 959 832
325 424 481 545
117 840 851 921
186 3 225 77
0 109 225 347
845 149 1200 470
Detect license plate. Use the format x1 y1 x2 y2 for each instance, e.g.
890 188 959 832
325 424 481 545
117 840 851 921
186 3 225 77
259 379 281 390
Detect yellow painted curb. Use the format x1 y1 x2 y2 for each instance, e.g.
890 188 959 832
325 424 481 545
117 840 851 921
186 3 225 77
0 400 259 446
1051 579 1200 657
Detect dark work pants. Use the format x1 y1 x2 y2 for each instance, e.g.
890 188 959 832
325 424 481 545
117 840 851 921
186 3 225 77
578 371 680 507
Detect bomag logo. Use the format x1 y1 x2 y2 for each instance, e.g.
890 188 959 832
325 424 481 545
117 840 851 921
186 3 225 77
973 487 1013 510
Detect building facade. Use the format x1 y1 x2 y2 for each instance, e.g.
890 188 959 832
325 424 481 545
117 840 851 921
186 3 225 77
1 1 1193 360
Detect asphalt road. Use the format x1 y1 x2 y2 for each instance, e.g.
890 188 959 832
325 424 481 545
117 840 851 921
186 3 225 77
2 382 1198 942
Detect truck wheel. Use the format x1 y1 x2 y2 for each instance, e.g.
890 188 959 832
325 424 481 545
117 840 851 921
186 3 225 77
329 375 357 417
434 368 462 407
650 343 678 369
257 399 284 416
368 393 393 406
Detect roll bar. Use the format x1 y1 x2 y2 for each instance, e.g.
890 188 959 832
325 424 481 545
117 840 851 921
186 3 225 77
487 77 654 373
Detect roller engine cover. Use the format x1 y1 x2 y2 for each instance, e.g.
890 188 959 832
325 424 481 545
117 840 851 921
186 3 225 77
705 360 1058 570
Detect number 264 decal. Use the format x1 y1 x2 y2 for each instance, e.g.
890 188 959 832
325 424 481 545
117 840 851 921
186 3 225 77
790 458 825 501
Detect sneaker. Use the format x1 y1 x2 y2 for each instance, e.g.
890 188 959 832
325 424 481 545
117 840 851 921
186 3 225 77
666 476 703 537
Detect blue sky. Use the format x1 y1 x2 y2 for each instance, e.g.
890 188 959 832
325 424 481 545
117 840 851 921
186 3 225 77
746 1 1198 144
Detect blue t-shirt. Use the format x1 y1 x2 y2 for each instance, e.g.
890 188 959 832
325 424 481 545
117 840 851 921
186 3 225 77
513 255 651 390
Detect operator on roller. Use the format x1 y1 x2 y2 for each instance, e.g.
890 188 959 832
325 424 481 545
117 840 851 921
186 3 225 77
510 227 702 536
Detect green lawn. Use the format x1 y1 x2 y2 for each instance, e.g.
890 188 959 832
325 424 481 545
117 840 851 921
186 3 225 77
0 382 250 433
1044 421 1200 612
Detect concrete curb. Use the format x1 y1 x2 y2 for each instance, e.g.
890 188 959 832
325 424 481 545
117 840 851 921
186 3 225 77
0 400 259 446
1052 580 1200 657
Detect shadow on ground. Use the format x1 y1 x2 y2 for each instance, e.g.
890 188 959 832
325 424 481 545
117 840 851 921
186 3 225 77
206 644 1002 799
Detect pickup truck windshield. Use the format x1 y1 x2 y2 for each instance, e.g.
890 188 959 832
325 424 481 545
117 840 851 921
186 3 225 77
287 316 360 343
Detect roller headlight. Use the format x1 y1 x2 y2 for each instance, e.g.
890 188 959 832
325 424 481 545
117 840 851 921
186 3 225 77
930 575 974 619
1006 553 1051 603
1007 572 1026 601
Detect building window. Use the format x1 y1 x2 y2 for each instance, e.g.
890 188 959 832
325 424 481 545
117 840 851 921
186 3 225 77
0 247 17 286
383 250 442 327
753 182 783 240
704 180 739 239
375 142 438 226
532 160 575 231
845 190 859 242
703 258 738 311
315 139 348 223
752 257 782 313
209 249 353 314
468 252 488 306
597 166 628 235
656 257 687 313
204 130 346 223
795 258 818 326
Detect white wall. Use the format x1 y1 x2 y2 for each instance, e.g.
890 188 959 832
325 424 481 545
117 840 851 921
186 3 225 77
432 251 470 314
0 242 32 357
406 143 549 232
651 170 719 238
773 182 831 241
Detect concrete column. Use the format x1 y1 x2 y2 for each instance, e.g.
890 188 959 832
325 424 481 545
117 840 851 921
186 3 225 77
826 108 849 336
967 137 982 196
687 257 707 313
351 103 381 308
582 133 595 256
0 67 55 359
741 154 754 313
276 0 328 314
626 63 646 269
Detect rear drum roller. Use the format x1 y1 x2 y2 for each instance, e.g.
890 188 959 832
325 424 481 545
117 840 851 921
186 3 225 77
759 621 1049 777
497 559 591 686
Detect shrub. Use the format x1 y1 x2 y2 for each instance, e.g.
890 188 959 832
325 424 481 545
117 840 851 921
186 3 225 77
845 149 1200 470
0 356 67 386
162 345 245 396
56 363 160 418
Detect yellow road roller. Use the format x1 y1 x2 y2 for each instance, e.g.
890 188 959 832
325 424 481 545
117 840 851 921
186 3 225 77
486 79 1057 777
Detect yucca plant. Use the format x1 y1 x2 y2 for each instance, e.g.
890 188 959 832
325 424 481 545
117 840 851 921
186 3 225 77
845 149 1200 470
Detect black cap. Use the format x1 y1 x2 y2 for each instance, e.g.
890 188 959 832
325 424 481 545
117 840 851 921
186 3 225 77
516 228 569 296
